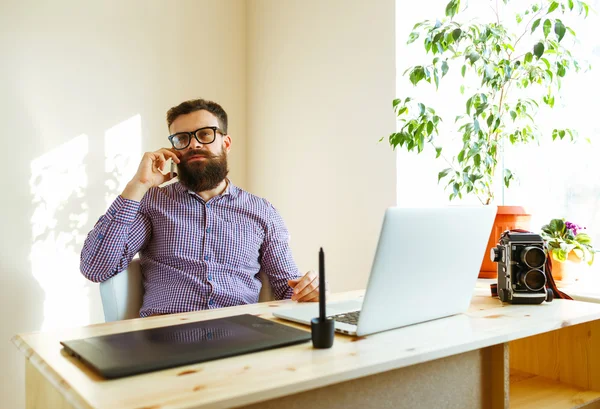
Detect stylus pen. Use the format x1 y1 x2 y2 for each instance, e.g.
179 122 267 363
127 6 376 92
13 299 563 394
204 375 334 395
319 247 325 321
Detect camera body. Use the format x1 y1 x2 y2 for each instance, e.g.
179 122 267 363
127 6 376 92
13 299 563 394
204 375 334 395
491 231 553 304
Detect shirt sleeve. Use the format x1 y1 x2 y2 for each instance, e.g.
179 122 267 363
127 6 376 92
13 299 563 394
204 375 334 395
80 195 151 283
259 204 301 300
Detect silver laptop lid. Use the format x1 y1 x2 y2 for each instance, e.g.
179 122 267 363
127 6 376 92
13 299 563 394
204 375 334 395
356 206 497 336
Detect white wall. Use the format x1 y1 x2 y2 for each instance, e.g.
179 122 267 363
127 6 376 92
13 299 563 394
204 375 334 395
0 1 246 408
1 1 397 407
246 0 397 292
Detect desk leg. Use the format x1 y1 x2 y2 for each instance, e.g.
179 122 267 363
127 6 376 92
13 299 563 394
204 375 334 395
241 345 508 409
487 343 510 409
25 359 76 409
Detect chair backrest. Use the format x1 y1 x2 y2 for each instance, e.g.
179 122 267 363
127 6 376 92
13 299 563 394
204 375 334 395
99 259 275 322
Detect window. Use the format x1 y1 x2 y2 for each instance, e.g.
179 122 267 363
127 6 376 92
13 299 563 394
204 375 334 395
396 0 600 253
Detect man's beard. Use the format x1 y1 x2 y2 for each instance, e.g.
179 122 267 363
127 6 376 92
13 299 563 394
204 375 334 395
177 149 229 193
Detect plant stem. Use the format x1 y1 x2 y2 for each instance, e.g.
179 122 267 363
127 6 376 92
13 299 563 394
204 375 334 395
513 8 545 52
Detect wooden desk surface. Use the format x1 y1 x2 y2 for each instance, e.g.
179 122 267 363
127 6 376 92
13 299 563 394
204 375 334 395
12 289 600 409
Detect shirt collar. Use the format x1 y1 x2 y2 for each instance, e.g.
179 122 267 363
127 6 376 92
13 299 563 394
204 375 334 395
174 178 239 199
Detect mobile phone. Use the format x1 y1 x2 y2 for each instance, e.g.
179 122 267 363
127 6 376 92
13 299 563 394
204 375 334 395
170 161 177 178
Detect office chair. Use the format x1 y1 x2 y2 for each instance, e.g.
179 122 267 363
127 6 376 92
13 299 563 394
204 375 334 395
99 258 275 322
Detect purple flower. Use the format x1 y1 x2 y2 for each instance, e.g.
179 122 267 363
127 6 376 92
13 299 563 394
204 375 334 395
565 221 585 236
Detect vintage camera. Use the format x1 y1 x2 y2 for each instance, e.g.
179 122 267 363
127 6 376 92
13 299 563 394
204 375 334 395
490 231 554 304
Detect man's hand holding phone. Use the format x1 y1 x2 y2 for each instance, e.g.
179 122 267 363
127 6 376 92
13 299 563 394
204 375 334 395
121 148 181 202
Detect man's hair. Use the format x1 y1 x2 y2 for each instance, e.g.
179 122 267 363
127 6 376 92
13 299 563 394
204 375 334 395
166 98 228 133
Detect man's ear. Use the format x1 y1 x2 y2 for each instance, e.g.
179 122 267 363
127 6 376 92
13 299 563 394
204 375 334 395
223 134 232 153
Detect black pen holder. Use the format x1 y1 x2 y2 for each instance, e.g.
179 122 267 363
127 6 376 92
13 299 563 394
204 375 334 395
311 317 335 349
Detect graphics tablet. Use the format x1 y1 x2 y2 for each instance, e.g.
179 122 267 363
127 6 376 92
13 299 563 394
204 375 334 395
61 314 311 379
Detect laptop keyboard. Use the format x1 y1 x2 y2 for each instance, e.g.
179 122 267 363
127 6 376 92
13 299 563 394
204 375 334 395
330 310 361 326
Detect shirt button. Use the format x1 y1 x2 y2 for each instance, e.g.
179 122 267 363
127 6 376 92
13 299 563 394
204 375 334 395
110 210 116 215
204 255 209 261
208 275 212 281
206 228 211 233
208 299 214 306
98 234 104 240
206 203 211 209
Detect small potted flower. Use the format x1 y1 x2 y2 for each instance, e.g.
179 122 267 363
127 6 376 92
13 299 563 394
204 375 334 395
540 218 596 282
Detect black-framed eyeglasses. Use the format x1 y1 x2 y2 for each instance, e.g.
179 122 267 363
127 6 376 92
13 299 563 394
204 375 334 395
167 126 223 150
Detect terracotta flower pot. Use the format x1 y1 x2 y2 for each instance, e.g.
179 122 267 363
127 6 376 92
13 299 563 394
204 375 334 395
551 251 587 283
479 206 532 279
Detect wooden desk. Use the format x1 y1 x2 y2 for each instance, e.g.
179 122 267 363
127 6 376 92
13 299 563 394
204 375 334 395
12 289 600 409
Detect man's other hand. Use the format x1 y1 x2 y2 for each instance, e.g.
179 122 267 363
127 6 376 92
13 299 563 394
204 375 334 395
287 270 326 302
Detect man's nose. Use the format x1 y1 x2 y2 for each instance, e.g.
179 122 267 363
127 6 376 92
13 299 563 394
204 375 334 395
187 135 205 150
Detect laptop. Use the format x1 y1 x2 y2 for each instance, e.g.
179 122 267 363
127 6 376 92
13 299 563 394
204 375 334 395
61 314 311 379
273 206 497 336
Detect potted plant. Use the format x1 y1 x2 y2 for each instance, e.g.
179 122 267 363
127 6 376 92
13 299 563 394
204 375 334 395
385 0 590 277
541 218 596 282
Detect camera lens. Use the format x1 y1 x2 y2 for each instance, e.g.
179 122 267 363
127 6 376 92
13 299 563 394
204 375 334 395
520 269 546 291
521 246 546 269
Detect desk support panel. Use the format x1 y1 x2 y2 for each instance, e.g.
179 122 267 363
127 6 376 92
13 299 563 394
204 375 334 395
241 346 507 409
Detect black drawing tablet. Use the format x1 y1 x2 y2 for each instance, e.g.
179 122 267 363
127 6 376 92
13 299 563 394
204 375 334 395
61 314 311 379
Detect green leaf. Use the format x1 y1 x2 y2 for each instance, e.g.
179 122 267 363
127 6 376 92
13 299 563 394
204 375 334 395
441 61 449 76
407 32 420 44
531 18 541 33
568 0 574 10
548 1 559 13
453 183 460 196
503 168 513 187
575 233 593 245
427 121 434 135
533 42 545 59
474 154 481 167
461 65 466 77
524 52 533 63
452 28 462 41
467 52 480 64
409 66 425 85
417 134 425 152
460 84 465 94
553 248 568 262
438 168 451 182
457 149 465 162
549 218 566 234
510 110 517 121
433 69 440 89
554 20 566 42
484 64 495 79
435 147 442 158
445 0 460 17
543 19 551 38
541 58 551 70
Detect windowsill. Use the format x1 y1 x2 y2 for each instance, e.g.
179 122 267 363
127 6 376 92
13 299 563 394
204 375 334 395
556 273 600 304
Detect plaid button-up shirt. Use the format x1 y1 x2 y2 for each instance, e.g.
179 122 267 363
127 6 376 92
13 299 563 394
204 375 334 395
80 181 300 317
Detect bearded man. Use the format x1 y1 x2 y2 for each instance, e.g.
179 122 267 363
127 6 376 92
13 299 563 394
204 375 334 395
81 98 320 317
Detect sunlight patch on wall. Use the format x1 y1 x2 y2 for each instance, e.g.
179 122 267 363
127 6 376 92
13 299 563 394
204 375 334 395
104 114 142 208
30 134 90 330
